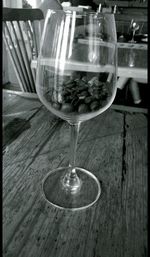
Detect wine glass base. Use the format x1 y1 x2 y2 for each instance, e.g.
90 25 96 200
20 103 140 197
42 167 101 211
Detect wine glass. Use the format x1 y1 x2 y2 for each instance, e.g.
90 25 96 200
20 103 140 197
36 10 117 210
128 19 139 43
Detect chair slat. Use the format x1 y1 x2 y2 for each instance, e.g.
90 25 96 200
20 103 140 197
27 21 36 59
24 21 36 83
31 21 38 58
11 21 33 92
3 33 26 92
17 21 36 92
24 21 33 58
4 22 29 91
3 7 44 93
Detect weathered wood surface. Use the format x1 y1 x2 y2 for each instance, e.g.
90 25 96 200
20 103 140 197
3 91 147 257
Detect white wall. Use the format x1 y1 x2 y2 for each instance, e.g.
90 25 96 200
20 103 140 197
3 0 22 8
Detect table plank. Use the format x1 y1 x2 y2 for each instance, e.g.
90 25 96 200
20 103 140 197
3 136 124 257
3 91 42 150
3 105 123 168
3 90 41 117
120 113 147 257
3 92 147 257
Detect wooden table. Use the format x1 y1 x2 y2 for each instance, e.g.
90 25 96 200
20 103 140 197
3 91 148 257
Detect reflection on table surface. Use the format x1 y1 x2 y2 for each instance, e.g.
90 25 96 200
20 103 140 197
3 91 148 257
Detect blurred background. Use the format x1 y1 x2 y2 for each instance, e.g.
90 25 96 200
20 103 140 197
3 0 148 108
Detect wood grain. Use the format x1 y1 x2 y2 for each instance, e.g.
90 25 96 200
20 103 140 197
3 92 147 257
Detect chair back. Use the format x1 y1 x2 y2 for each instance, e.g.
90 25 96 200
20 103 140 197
3 7 44 92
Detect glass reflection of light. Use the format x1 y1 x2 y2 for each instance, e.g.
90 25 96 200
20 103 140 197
55 20 64 70
27 0 37 8
59 14 70 71
68 11 76 58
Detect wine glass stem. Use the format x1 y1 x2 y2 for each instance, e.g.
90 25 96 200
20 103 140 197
62 122 81 193
69 122 80 171
131 30 135 42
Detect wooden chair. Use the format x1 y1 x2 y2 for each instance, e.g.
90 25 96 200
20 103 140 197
3 7 44 93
